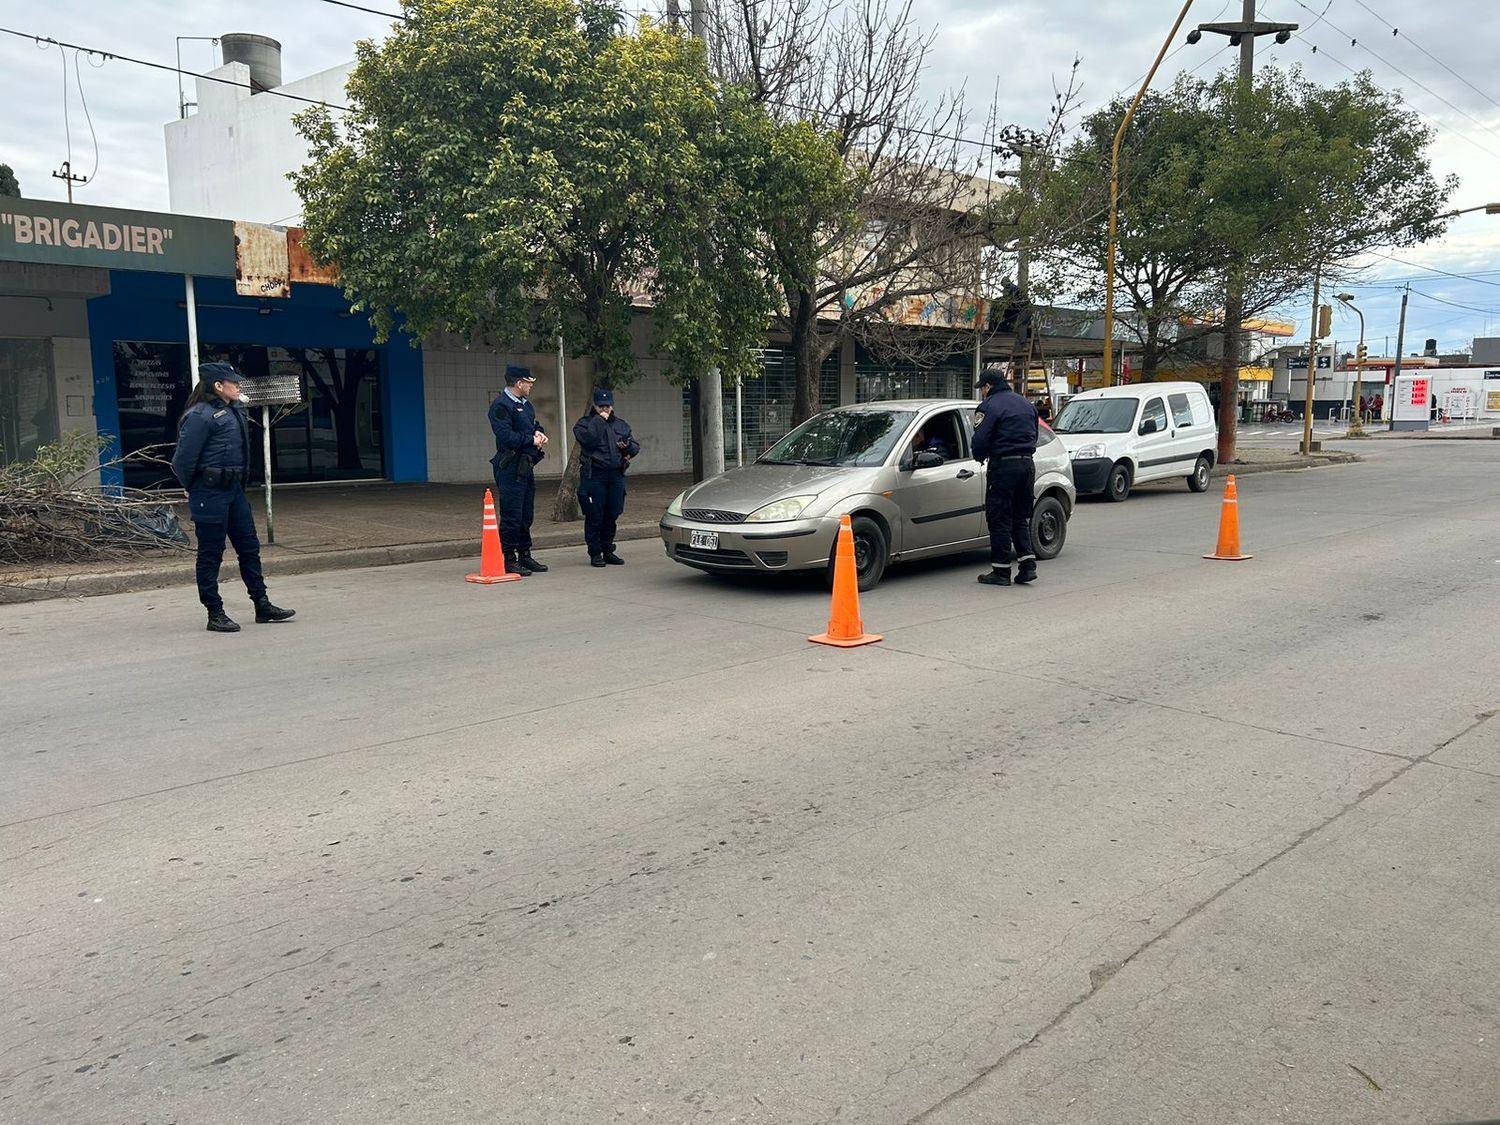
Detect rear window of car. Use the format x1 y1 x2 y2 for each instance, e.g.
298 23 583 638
1169 393 1195 428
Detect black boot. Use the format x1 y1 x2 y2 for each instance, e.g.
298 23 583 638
602 551 625 566
589 554 607 568
1016 559 1038 584
977 567 1011 587
506 552 532 577
207 609 241 633
518 554 548 573
254 598 296 623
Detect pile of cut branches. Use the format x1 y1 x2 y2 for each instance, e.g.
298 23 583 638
0 433 190 565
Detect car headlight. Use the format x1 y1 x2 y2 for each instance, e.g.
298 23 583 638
1070 443 1107 460
745 494 817 522
666 490 687 517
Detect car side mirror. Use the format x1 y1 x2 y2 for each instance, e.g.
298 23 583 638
913 450 944 469
1140 419 1158 435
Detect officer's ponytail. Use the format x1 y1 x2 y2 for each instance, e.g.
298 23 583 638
179 377 218 431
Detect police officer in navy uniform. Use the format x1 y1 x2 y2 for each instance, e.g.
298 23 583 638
171 362 296 632
487 364 549 576
573 388 641 567
971 368 1040 587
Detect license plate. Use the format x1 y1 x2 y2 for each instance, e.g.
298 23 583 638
689 530 720 550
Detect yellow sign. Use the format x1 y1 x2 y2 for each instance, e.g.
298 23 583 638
1149 366 1272 384
1487 390 1500 412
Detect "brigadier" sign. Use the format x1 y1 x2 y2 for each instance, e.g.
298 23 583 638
0 199 235 278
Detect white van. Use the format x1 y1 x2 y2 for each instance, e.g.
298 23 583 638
1051 382 1218 502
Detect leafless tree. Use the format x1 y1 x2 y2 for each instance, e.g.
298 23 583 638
709 0 1008 422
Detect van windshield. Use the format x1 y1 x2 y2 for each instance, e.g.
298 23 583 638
1054 398 1138 435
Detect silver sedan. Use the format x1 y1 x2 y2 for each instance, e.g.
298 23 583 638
660 399 1076 589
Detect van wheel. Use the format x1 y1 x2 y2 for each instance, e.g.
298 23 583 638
1104 462 1132 502
1187 455 1211 492
825 515 887 592
1032 495 1067 560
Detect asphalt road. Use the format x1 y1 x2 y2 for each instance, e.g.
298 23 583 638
3 441 1497 1125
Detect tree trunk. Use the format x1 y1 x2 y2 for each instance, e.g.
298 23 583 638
550 376 596 523
1217 279 1243 465
789 292 821 426
688 379 705 481
1140 320 1160 383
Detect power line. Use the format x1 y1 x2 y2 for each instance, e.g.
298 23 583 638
1407 288 1500 316
0 25 354 112
1366 249 1500 290
1348 0 1500 115
1282 0 1500 146
311 0 408 19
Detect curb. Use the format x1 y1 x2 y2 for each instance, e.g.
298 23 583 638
1213 452 1360 477
1 521 665 604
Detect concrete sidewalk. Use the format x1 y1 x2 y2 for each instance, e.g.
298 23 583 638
0 450 1354 603
0 473 692 603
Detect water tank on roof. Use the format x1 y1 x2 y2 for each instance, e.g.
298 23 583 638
221 33 283 94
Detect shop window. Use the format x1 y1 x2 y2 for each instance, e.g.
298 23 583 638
0 339 58 466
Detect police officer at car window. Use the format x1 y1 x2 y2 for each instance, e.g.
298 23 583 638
487 364 549 576
170 361 296 632
971 368 1040 587
573 387 641 567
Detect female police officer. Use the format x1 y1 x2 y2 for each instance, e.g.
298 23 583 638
572 388 640 567
171 362 295 633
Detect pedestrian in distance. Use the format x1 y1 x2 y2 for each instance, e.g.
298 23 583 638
488 364 550 576
972 368 1040 587
170 362 296 633
573 387 641 567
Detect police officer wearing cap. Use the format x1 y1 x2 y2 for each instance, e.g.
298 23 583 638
573 387 641 567
971 368 1040 587
488 364 549 575
170 362 296 632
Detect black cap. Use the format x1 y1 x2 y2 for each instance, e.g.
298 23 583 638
976 368 1009 390
593 387 614 407
200 361 242 384
504 364 534 385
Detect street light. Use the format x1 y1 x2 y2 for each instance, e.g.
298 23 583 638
1334 293 1366 437
1102 0 1199 386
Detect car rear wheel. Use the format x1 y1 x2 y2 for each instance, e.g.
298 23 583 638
1031 495 1067 560
1187 455 1211 492
825 515 887 592
1104 462 1132 502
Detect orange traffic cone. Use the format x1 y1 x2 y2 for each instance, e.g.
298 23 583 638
465 489 522 584
809 514 882 647
1204 474 1253 561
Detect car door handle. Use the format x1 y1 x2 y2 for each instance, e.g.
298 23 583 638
956 469 975 480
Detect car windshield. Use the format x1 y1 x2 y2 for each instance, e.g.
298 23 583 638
1054 398 1138 434
758 409 916 467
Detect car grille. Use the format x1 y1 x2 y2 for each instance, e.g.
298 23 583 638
683 508 747 523
676 545 754 567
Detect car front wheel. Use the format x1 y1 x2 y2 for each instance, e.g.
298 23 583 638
825 515 887 592
1032 495 1067 560
1105 462 1132 502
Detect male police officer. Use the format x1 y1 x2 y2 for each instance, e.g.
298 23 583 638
171 361 295 631
971 368 1040 587
573 387 641 566
488 364 549 576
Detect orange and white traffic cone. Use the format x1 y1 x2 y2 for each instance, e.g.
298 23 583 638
465 489 522 584
809 514 882 647
1204 474 1253 561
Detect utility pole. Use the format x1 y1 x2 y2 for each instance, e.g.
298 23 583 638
1335 292 1365 436
1388 285 1409 428
1189 0 1296 465
1301 270 1321 454
51 160 86 203
691 0 726 479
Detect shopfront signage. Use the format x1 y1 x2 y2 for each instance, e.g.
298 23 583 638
0 199 234 277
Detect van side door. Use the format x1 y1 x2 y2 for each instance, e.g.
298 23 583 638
1132 395 1175 483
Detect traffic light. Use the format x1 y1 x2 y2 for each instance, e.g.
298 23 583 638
1316 304 1333 338
1357 342 1368 364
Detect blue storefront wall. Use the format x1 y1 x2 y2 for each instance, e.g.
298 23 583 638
87 271 426 487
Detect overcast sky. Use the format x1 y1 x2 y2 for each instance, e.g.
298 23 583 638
2 0 1497 353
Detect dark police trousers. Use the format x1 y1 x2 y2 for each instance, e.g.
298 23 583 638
191 487 267 610
578 468 626 556
985 456 1035 566
493 457 536 555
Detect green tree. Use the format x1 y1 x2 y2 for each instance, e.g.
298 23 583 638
0 164 19 197
1034 67 1454 461
292 0 782 511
